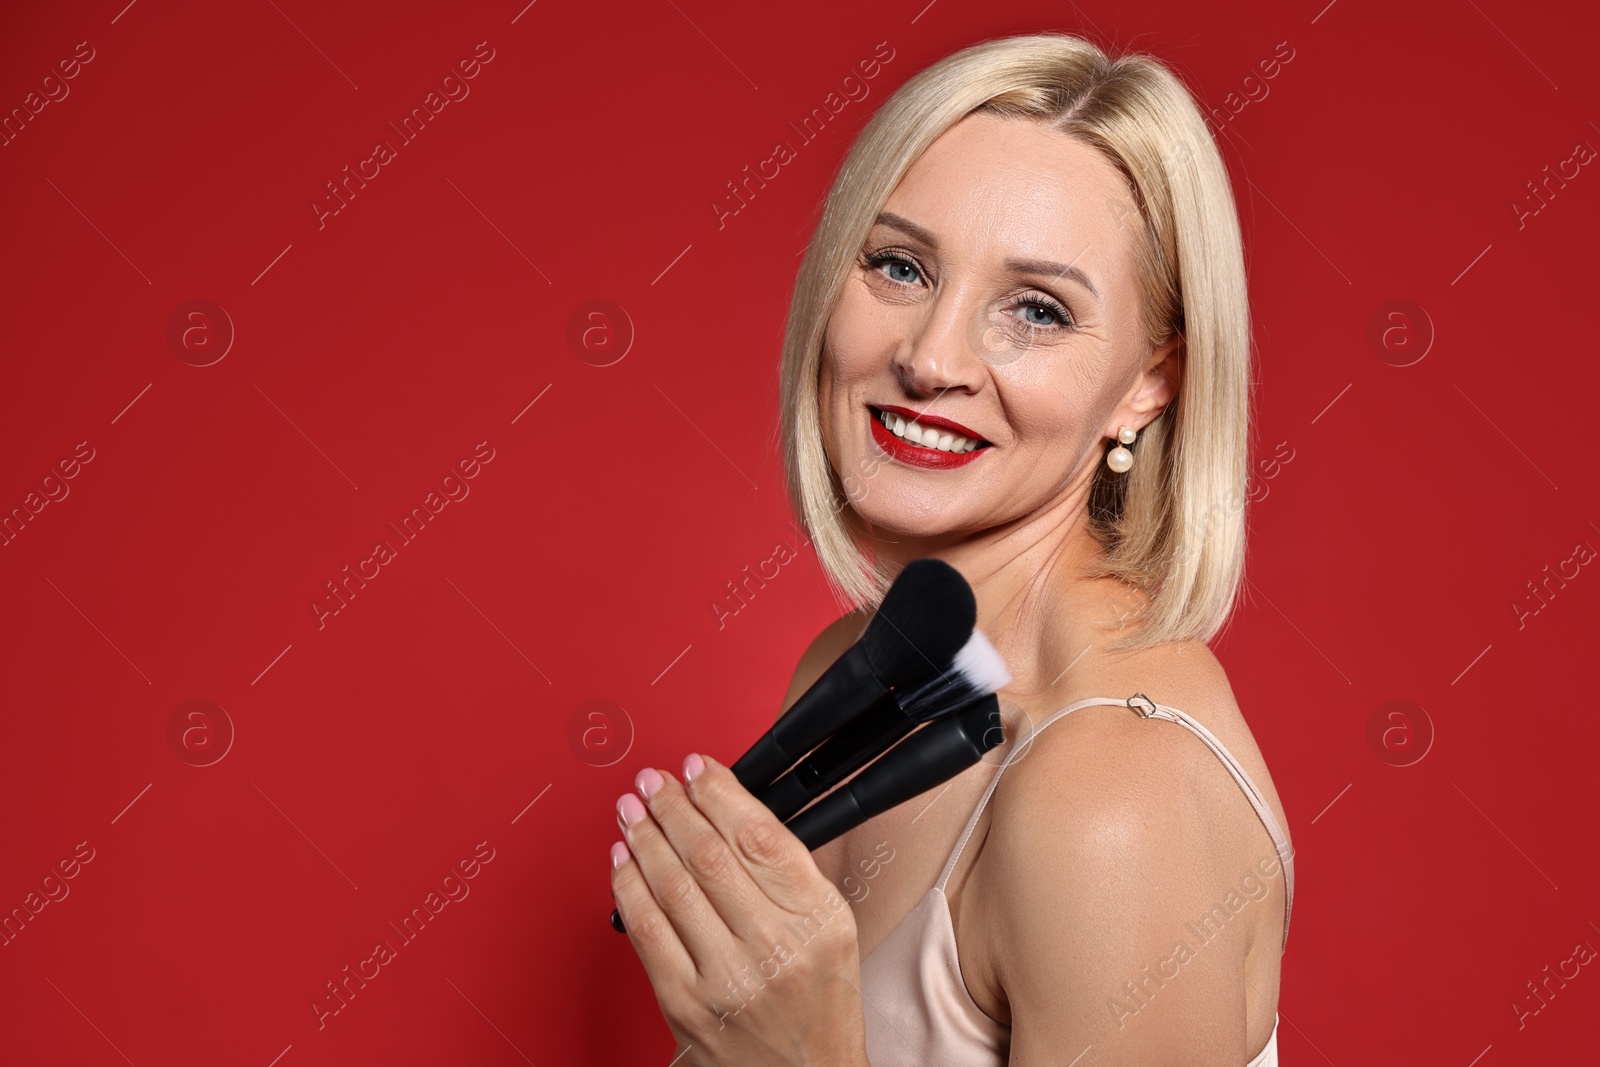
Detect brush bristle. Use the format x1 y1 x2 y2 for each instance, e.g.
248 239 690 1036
952 629 1012 694
861 558 977 687
894 628 1012 723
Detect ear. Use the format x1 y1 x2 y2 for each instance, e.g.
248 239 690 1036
1106 332 1183 437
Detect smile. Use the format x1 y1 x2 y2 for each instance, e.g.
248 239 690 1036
867 405 992 470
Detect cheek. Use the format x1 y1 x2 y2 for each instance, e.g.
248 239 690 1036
997 339 1121 436
818 298 879 431
816 353 850 473
1014 412 1081 459
825 282 895 377
997 374 1106 465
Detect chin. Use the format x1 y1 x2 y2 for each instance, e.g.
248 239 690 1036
845 479 973 539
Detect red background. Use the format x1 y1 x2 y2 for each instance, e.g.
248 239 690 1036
2 0 1597 1063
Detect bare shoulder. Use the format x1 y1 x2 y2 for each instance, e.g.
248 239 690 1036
969 638 1291 1051
775 607 873 719
992 636 1291 870
990 641 1257 866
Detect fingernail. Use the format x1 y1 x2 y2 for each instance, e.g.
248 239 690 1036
618 793 647 828
636 767 664 800
683 753 705 782
610 840 630 869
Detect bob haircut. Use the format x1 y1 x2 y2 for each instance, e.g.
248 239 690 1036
777 32 1253 652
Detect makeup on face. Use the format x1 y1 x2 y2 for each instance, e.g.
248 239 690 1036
824 114 1148 494
866 402 992 470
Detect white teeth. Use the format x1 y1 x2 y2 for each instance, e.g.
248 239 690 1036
875 409 981 453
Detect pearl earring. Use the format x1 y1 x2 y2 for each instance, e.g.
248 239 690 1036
1106 425 1138 473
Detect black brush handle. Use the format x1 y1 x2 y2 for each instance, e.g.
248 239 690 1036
729 642 886 792
757 696 911 822
784 699 1003 851
758 680 1003 823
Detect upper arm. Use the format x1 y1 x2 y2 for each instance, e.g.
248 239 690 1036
775 608 872 720
980 709 1261 1064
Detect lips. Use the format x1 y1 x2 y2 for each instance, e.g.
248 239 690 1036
867 404 992 470
873 404 988 443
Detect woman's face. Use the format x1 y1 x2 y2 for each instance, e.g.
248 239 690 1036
819 111 1180 540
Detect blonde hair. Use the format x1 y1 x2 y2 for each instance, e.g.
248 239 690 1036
778 32 1252 651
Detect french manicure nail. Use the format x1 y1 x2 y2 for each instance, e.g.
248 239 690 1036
611 840 629 869
683 753 705 782
636 767 664 799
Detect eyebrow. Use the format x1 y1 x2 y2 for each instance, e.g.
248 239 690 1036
873 211 1101 301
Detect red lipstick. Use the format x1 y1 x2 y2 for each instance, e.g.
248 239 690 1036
868 405 991 470
874 404 987 442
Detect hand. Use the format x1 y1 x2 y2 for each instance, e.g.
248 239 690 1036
609 752 869 1067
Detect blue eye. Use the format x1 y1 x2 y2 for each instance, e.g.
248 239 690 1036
1016 296 1072 328
865 251 922 285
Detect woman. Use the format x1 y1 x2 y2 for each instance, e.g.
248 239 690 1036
608 31 1294 1066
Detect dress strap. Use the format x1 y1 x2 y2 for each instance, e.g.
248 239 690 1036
932 693 1295 952
933 695 1128 892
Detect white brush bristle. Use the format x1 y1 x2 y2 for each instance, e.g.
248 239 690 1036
952 629 1011 693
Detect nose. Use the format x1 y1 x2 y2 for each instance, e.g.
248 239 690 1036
891 284 989 398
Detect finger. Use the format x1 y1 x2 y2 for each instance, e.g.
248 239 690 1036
618 776 741 965
640 766 772 947
682 753 832 916
609 837 695 991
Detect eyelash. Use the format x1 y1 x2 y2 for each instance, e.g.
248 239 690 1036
861 248 1076 330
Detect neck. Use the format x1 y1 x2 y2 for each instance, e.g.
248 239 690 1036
862 484 1143 699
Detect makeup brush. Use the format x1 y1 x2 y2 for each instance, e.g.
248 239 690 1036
729 557 977 793
612 557 979 935
784 695 1006 850
609 694 1007 936
756 629 1011 822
